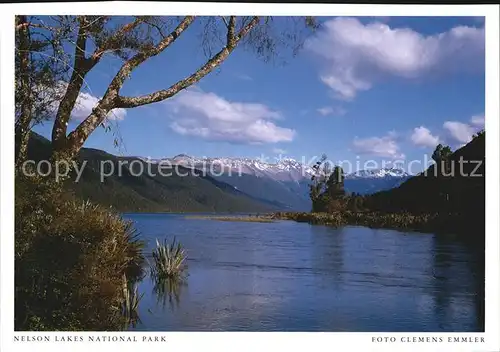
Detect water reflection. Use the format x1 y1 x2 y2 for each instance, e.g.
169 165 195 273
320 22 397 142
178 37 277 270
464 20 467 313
125 214 483 332
309 226 345 285
121 277 144 330
430 233 484 331
152 276 187 311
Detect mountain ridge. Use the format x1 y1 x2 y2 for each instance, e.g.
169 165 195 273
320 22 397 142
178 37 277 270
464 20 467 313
138 154 413 208
19 134 414 212
140 154 412 181
20 133 279 213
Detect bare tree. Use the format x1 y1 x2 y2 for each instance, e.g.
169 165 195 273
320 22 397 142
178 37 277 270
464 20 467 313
15 16 318 162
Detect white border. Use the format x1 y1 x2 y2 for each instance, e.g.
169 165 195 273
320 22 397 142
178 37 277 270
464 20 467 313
1 3 499 352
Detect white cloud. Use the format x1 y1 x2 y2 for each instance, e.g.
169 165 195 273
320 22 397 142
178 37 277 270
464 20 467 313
317 107 333 116
387 130 399 139
272 148 287 154
443 121 475 144
71 91 126 121
305 17 485 100
316 106 347 116
443 114 485 145
47 82 126 121
234 73 253 81
411 126 440 148
470 113 485 128
166 89 295 144
352 132 405 159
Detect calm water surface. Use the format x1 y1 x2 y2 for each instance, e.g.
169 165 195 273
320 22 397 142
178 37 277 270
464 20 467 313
124 213 484 332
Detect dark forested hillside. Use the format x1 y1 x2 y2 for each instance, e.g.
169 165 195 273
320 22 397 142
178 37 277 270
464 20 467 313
20 133 277 213
366 134 485 232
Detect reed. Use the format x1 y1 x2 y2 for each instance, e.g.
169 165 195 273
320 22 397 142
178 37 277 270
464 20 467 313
150 237 187 280
121 274 143 328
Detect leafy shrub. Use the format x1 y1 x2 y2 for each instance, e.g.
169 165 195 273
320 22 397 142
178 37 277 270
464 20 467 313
15 174 145 331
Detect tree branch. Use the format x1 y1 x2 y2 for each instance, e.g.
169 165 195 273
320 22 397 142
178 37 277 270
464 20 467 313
114 16 260 109
91 16 145 61
66 16 196 151
16 22 59 31
64 16 261 157
52 16 146 153
227 16 236 47
236 16 260 40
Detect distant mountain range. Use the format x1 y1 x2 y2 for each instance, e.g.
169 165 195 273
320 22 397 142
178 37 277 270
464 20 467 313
344 168 412 196
20 133 412 212
140 154 315 182
22 134 277 213
140 154 413 210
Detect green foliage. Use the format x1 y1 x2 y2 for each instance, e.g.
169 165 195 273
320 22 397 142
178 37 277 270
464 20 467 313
150 237 187 280
325 166 345 198
15 16 69 127
309 154 327 204
274 210 467 234
296 133 485 236
431 143 453 164
149 237 188 310
15 174 145 331
364 133 485 235
309 156 346 212
367 134 484 216
121 274 144 329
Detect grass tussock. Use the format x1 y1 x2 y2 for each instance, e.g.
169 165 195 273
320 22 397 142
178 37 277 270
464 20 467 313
15 174 145 331
150 237 187 280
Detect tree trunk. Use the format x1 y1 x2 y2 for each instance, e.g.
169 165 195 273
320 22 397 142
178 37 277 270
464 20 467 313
15 15 33 168
15 127 31 168
51 16 94 156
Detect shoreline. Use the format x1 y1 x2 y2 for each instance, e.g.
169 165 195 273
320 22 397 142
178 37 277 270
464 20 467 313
271 211 485 239
184 215 276 223
121 210 484 241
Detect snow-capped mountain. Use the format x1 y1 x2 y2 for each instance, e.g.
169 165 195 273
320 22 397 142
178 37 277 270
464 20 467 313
344 168 411 195
345 167 410 179
142 155 411 182
139 155 412 208
143 154 315 182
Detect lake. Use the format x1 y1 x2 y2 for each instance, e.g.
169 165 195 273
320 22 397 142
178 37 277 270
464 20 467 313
123 213 484 332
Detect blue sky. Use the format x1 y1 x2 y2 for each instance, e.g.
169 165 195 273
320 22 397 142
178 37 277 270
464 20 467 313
34 16 485 174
